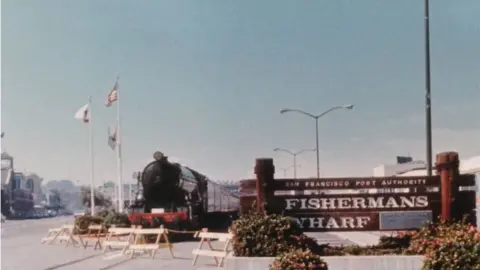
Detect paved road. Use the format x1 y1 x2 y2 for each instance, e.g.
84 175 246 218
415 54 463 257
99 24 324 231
1 217 384 270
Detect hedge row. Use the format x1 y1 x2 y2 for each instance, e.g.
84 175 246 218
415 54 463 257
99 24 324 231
229 211 480 270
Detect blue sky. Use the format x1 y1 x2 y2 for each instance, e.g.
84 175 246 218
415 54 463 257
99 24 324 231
2 0 479 184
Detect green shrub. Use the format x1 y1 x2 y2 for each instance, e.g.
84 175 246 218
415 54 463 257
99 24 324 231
95 209 112 219
270 249 328 270
74 215 104 234
103 212 131 228
230 212 323 257
378 233 412 249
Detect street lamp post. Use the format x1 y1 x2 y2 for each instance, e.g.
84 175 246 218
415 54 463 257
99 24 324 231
280 164 301 178
274 148 315 179
424 0 433 176
280 105 354 178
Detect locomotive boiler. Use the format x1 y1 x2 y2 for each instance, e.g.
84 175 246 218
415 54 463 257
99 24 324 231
131 152 239 229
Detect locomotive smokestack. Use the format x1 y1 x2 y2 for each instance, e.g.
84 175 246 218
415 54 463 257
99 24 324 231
153 151 165 161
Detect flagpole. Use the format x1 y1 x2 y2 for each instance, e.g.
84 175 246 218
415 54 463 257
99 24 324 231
116 77 124 213
88 96 96 215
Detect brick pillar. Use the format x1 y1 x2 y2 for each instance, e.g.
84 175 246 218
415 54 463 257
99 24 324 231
435 151 460 222
254 158 275 214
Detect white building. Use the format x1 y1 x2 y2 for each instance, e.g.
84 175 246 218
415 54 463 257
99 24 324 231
373 155 480 223
373 160 428 177
373 155 480 177
99 182 138 207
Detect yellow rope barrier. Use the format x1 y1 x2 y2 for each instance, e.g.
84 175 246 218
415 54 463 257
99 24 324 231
167 229 200 234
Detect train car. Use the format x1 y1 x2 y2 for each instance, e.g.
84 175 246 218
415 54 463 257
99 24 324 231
129 152 239 230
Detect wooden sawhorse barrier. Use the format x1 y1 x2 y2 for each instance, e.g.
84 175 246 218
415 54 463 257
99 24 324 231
41 227 64 244
128 226 174 259
102 226 136 254
41 224 84 247
192 229 233 268
79 224 106 250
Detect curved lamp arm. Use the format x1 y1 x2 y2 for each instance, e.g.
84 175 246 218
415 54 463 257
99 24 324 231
280 108 316 119
274 148 294 155
294 148 316 156
281 105 354 119
317 105 354 118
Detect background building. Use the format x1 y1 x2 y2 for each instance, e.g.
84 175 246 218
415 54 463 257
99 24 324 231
373 155 480 224
373 155 480 177
98 181 138 208
24 173 44 205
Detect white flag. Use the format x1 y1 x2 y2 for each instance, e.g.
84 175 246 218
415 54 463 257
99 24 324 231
74 103 90 123
108 126 117 151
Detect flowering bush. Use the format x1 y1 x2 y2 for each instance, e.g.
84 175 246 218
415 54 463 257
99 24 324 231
406 219 478 254
422 241 480 270
230 212 325 257
270 249 328 270
402 219 480 269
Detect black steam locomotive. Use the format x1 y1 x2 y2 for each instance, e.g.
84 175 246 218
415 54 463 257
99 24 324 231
131 152 239 228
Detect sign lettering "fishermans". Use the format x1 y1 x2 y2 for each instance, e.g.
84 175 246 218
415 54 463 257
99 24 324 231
284 195 430 211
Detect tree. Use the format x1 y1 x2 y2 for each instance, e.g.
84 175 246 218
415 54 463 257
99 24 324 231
80 186 112 208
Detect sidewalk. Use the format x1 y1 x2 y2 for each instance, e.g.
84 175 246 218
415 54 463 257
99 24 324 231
1 217 386 269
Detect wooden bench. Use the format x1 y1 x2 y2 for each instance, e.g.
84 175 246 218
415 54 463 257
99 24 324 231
79 224 107 250
128 226 174 259
192 229 233 268
102 226 136 254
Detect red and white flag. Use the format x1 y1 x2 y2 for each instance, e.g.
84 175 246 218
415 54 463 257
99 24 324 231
105 79 118 107
74 103 90 123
